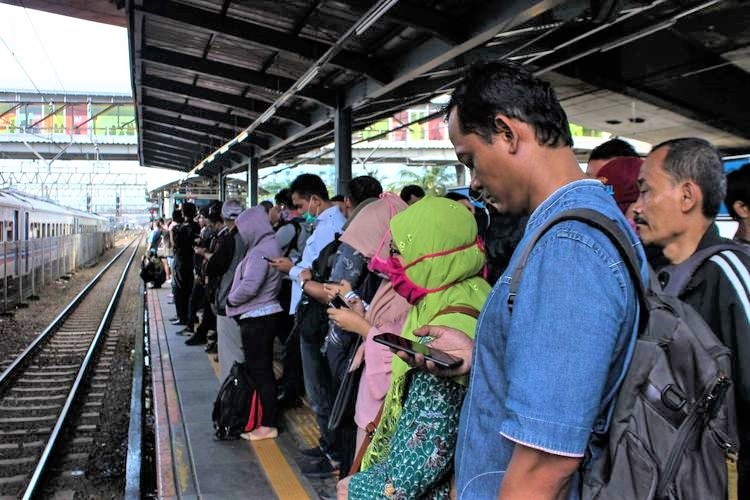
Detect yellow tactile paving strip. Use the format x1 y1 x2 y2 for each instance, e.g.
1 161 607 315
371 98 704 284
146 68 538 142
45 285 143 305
208 352 311 499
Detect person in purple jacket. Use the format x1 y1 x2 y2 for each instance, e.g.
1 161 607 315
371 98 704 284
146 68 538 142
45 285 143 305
225 206 284 441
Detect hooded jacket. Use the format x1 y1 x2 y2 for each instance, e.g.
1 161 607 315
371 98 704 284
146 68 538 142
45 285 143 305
226 206 283 317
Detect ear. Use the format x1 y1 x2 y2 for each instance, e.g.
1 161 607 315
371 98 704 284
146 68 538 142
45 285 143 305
679 181 701 213
493 114 519 154
733 200 750 219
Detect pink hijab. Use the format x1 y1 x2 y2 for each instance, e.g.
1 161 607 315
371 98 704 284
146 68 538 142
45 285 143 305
340 193 410 326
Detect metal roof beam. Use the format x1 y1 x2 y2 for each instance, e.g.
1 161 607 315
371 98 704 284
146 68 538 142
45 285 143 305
142 110 269 150
142 133 207 154
136 1 390 83
344 0 461 43
141 75 310 128
142 141 197 160
343 0 569 108
141 46 335 108
143 121 225 148
141 96 286 141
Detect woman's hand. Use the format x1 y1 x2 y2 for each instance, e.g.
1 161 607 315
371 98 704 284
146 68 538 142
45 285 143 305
269 257 293 273
327 307 371 337
394 325 474 377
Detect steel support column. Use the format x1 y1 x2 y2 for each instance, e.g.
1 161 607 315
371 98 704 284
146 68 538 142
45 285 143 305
218 174 226 202
248 157 259 207
334 93 352 196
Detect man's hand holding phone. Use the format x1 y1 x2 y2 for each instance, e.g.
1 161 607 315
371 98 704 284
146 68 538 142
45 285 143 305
390 325 474 377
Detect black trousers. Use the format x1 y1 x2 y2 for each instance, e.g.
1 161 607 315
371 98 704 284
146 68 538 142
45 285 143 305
187 281 205 331
239 313 283 428
172 256 194 324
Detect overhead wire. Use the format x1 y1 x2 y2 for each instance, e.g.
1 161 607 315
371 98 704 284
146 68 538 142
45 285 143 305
20 1 67 95
0 34 46 100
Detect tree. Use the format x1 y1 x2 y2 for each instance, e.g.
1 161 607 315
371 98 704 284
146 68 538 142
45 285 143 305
393 165 456 195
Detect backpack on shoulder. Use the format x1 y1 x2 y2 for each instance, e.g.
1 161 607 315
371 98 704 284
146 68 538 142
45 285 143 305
511 209 738 500
212 361 263 440
295 234 341 344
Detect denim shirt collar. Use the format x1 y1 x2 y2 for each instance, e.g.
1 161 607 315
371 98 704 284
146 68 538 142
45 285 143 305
526 179 604 233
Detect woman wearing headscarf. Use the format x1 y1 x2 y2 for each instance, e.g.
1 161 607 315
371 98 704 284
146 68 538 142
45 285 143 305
324 194 410 450
340 196 490 499
225 206 283 441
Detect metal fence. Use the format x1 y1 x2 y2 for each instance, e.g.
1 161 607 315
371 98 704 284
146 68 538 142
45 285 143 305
0 231 114 313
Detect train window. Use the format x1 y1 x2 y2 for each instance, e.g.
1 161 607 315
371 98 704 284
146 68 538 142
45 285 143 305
7 221 13 241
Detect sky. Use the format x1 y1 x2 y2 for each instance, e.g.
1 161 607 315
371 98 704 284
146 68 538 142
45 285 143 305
0 3 184 189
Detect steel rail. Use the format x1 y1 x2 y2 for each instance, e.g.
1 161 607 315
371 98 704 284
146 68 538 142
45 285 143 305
0 236 138 389
22 235 143 500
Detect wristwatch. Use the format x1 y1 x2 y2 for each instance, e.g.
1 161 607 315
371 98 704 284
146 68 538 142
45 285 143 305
299 278 309 291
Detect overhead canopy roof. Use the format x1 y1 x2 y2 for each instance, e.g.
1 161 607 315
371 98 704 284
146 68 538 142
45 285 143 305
124 0 750 174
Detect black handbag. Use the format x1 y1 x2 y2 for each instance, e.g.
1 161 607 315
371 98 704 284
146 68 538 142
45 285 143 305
327 335 363 431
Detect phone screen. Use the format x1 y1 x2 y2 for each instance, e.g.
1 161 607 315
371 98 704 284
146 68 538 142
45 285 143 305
329 295 350 309
373 333 462 369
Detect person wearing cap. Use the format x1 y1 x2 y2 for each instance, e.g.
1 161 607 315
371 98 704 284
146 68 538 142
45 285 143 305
596 156 643 229
199 199 248 381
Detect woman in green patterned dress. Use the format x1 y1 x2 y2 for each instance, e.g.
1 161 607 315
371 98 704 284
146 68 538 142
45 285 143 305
341 196 490 499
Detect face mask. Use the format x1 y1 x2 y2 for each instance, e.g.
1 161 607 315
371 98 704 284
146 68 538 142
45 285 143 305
302 201 320 225
368 237 480 305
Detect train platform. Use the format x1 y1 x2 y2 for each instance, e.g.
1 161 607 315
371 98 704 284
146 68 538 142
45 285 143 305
146 284 334 499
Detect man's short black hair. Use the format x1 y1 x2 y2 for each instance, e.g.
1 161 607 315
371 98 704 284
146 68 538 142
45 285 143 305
346 175 383 207
274 188 293 207
589 138 638 161
181 201 197 220
172 208 184 223
447 60 573 147
726 163 750 220
330 194 345 202
290 173 329 201
652 138 726 219
207 201 223 223
260 200 273 213
400 184 425 203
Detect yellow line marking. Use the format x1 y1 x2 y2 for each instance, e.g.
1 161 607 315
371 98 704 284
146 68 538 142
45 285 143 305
208 353 310 499
252 440 311 499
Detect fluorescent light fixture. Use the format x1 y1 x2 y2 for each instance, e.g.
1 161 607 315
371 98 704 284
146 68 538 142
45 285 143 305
258 107 276 124
219 144 229 154
237 130 249 143
206 153 216 163
296 68 320 91
355 0 399 36
601 20 675 52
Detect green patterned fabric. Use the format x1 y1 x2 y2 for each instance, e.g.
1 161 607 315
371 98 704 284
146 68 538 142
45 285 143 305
358 197 490 480
349 371 465 499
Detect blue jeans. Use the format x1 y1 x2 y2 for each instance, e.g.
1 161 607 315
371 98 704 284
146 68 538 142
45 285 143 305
300 336 335 457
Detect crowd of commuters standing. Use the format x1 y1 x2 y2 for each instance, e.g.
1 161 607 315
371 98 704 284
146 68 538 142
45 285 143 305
143 60 750 499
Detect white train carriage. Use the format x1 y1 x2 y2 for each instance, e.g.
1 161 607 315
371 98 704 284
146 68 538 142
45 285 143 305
0 189 110 279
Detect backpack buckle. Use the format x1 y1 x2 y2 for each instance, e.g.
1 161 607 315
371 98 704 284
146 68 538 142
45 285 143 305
507 292 516 312
661 384 686 411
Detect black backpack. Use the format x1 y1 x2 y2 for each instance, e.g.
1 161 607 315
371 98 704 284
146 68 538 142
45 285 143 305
212 362 263 440
511 209 737 500
295 235 341 343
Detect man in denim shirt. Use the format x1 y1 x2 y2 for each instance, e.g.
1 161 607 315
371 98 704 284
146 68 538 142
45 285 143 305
408 61 648 499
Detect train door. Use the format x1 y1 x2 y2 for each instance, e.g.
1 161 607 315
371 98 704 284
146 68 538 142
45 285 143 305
13 210 19 241
23 212 29 273
12 210 19 276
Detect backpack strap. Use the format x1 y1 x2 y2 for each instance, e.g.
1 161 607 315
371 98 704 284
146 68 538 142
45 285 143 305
432 305 481 320
508 208 648 332
659 243 749 296
707 250 750 322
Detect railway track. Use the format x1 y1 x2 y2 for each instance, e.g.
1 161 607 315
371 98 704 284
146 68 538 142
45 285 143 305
0 236 141 498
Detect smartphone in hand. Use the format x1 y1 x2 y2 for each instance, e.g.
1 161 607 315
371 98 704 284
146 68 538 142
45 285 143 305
373 332 462 369
262 256 274 263
328 294 350 310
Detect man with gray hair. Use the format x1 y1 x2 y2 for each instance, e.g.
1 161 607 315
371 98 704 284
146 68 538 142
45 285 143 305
632 137 750 497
